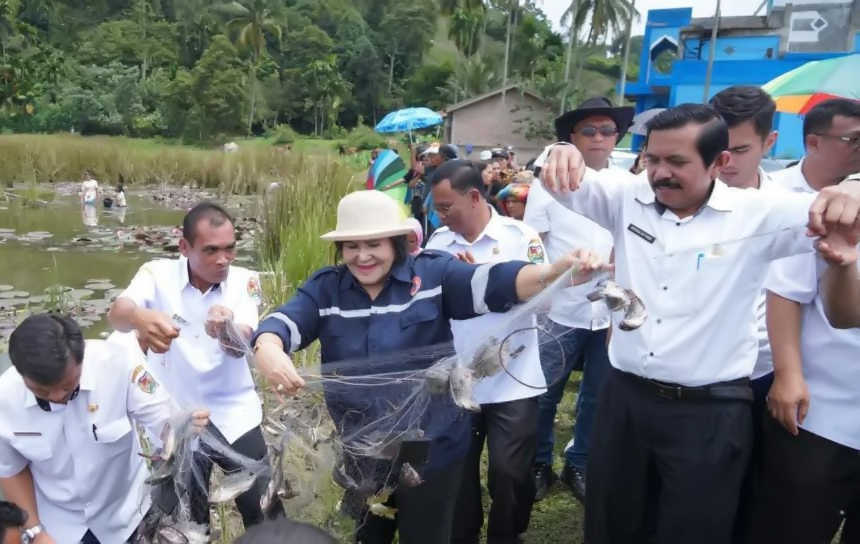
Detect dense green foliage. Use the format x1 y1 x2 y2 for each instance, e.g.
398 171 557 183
0 0 644 143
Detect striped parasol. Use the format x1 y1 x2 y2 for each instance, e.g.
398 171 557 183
762 54 860 115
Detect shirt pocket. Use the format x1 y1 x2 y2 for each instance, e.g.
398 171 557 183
318 317 367 366
94 417 134 456
693 254 734 307
399 303 441 371
11 436 52 462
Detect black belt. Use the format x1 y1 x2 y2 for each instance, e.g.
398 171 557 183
622 370 753 402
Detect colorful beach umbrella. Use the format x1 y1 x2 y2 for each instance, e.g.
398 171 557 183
367 149 410 214
762 54 860 115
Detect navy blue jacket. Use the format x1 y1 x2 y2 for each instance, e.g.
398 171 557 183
253 250 529 470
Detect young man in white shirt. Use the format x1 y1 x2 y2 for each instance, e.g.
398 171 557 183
537 103 860 544
754 230 860 543
107 202 284 531
708 85 781 544
0 314 209 544
525 96 631 503
425 160 547 544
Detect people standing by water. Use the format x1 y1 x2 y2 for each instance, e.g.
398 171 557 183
0 314 210 544
425 161 548 544
249 190 608 544
107 202 284 532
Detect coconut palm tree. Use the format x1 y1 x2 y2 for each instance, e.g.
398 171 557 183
216 0 283 134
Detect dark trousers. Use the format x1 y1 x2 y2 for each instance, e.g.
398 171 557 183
80 508 153 543
534 323 608 469
354 460 464 544
752 414 860 544
585 367 753 544
451 397 539 544
732 371 773 544
189 424 285 529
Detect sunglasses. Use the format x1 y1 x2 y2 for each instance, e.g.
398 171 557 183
575 125 618 138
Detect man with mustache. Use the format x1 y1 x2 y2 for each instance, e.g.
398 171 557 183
533 103 860 544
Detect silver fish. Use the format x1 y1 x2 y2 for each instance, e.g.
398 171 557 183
587 279 629 312
154 526 187 544
208 468 257 503
449 364 481 412
619 290 648 331
469 338 503 380
398 462 423 488
424 360 453 395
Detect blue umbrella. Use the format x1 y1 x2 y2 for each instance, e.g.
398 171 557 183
375 107 443 134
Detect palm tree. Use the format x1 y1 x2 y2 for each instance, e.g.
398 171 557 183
617 0 638 105
216 0 283 134
437 0 485 16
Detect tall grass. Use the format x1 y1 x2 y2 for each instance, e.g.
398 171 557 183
0 134 370 191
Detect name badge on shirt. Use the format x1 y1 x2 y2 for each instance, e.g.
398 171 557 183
13 432 42 436
627 223 656 244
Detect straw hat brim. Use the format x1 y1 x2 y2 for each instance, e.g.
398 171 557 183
320 225 415 242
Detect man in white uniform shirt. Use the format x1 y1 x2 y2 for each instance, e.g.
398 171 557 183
763 99 860 442
754 226 860 543
819 177 860 329
425 160 547 544
524 96 628 503
708 85 784 544
0 314 209 544
536 103 860 544
107 202 285 531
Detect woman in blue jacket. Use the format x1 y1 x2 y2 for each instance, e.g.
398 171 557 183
252 189 604 544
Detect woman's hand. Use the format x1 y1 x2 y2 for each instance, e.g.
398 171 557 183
552 249 613 286
190 410 211 434
254 342 306 401
455 251 476 264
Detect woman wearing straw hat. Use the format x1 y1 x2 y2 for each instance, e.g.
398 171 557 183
251 190 608 544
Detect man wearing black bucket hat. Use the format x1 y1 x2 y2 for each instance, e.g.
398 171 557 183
525 96 633 503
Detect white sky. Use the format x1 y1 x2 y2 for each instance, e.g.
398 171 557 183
541 0 764 35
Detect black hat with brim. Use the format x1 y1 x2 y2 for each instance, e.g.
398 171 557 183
554 96 635 144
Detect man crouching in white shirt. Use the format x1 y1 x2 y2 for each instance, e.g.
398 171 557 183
425 160 548 544
107 202 285 532
0 314 209 544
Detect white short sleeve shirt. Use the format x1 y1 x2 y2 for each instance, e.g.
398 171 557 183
117 257 263 444
766 250 860 449
426 211 548 404
0 340 175 544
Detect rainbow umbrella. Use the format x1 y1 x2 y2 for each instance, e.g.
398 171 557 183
367 149 410 214
762 54 860 115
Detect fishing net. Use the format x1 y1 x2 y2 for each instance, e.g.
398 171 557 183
130 220 816 541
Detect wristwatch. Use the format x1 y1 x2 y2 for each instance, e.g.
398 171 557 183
22 524 44 543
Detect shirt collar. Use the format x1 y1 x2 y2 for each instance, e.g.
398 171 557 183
452 206 504 246
635 179 733 216
24 345 96 412
338 256 415 291
179 256 221 292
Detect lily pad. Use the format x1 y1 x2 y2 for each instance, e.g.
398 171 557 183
0 291 29 299
84 283 115 290
68 289 94 299
0 285 12 292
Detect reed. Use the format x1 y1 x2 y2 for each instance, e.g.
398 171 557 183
0 134 370 192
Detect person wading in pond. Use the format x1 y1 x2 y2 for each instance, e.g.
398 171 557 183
425 161 547 544
249 190 608 544
107 202 285 532
0 314 210 544
536 103 860 544
526 96 630 503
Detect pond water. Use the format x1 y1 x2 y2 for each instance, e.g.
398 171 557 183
0 185 257 372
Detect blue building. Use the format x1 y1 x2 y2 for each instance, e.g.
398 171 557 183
621 0 860 158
